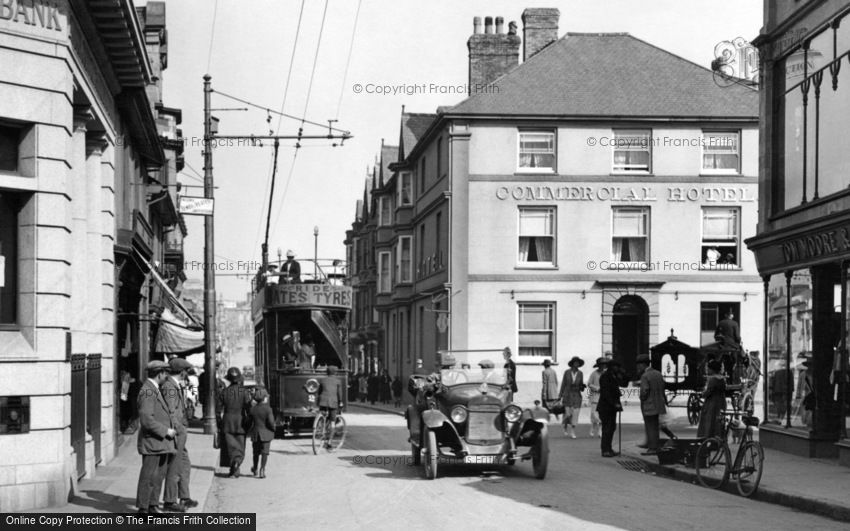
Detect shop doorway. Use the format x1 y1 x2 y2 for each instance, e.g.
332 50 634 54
612 295 649 381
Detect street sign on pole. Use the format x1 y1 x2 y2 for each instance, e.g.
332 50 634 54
178 196 214 216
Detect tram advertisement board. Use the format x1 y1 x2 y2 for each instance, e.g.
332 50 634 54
263 283 352 310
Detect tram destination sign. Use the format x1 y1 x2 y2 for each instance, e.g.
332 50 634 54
263 283 352 310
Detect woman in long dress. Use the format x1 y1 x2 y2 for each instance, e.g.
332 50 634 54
697 359 726 438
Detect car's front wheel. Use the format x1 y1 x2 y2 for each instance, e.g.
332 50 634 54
532 425 549 479
423 431 438 480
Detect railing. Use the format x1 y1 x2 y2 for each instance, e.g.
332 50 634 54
70 354 86 479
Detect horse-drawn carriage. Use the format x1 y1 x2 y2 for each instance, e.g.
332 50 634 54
650 330 760 425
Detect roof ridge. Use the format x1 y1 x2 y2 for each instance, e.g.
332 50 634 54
565 32 630 36
622 32 754 91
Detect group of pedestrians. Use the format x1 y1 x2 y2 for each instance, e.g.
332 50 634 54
134 358 199 514
353 370 402 406
540 355 624 456
216 367 275 479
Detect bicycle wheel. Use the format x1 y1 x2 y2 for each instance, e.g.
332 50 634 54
734 441 764 497
695 437 731 489
328 415 347 452
311 414 326 455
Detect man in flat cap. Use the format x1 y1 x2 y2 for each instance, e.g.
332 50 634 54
161 357 198 512
136 360 177 513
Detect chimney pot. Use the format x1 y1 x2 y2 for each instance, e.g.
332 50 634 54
484 16 493 34
495 16 504 34
473 16 481 34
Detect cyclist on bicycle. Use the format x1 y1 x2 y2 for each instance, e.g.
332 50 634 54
319 366 344 438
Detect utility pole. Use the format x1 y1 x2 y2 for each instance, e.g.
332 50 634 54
202 74 218 435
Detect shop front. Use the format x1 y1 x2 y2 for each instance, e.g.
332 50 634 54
748 218 850 462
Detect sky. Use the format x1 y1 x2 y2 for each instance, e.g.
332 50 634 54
157 0 763 301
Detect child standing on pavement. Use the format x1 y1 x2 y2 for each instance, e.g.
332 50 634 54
248 388 275 478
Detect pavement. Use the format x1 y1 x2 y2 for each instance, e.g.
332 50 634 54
348 400 850 524
35 417 220 514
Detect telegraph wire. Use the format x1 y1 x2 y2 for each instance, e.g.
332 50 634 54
335 0 362 120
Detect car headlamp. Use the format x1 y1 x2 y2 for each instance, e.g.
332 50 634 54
450 406 468 424
504 405 522 423
304 379 320 394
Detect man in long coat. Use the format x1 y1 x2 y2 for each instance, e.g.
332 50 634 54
135 360 176 513
597 358 623 457
217 367 252 478
637 354 666 455
161 357 197 511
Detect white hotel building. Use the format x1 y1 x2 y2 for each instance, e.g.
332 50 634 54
348 8 762 403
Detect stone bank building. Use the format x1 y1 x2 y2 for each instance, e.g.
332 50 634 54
0 0 186 510
347 8 763 403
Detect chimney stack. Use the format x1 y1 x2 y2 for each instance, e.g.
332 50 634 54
522 8 560 61
467 15 520 93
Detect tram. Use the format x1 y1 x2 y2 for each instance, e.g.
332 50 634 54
251 259 351 436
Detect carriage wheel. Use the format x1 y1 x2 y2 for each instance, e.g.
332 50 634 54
687 394 701 425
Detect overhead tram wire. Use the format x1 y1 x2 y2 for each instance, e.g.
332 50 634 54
267 0 331 248
253 0 307 259
335 0 363 120
206 0 219 74
212 90 350 135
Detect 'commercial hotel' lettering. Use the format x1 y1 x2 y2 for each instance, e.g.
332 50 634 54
495 185 754 202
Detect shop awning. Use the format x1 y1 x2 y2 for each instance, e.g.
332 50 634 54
154 308 205 355
133 250 202 328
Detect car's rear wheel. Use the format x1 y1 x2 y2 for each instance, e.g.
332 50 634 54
411 441 421 466
423 431 438 480
532 425 549 479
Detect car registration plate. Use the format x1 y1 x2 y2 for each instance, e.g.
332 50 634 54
464 455 501 465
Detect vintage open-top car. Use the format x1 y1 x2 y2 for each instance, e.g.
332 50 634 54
405 365 549 480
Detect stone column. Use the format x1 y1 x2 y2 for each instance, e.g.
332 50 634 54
99 139 117 462
70 106 92 356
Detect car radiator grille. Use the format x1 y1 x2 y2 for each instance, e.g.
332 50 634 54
467 411 501 442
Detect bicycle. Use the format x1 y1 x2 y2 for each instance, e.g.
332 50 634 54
695 411 764 497
311 408 347 455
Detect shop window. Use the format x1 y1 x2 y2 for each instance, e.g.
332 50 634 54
398 172 412 206
700 302 741 346
702 131 740 174
518 302 555 359
612 207 649 263
0 193 19 325
378 252 391 293
0 125 20 172
518 207 555 266
612 130 651 173
518 131 556 172
701 207 739 267
765 271 814 428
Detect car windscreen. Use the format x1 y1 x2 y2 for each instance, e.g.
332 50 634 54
439 368 507 386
